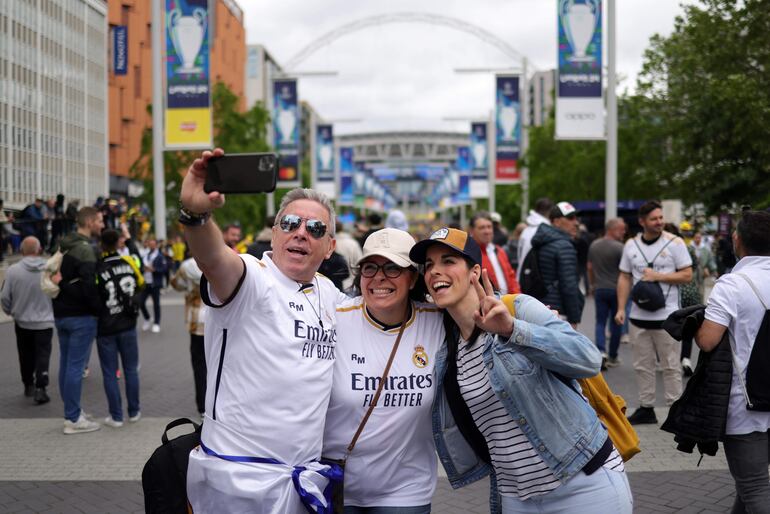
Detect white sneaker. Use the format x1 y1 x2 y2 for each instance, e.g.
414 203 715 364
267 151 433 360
63 414 101 434
142 319 151 332
620 334 631 344
128 412 142 423
682 357 694 377
103 416 124 428
151 324 160 333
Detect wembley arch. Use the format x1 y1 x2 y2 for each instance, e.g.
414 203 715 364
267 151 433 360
284 12 526 70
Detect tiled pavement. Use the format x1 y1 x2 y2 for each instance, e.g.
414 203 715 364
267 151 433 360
0 291 754 513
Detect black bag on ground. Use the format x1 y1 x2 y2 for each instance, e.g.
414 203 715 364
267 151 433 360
142 418 201 514
519 248 548 300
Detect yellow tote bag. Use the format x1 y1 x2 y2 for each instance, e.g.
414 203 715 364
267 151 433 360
502 295 641 461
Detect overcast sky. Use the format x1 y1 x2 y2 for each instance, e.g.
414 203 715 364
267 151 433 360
241 0 694 135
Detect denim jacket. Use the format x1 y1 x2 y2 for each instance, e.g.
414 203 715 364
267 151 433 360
432 294 605 512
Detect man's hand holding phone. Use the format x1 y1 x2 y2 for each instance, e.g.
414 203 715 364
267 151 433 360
180 148 226 214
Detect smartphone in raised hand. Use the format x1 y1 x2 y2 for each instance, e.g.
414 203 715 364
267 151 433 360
203 153 278 194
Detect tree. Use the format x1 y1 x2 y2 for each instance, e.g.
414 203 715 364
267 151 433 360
635 0 770 212
130 82 272 235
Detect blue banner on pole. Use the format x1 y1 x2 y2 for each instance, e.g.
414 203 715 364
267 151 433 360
273 79 300 185
113 26 128 75
555 0 605 139
338 147 354 205
316 124 334 182
164 0 212 148
495 75 521 183
470 122 488 180
456 146 471 204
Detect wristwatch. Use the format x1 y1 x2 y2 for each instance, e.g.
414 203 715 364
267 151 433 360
178 205 211 226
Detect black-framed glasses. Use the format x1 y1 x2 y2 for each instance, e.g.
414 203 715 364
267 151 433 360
359 261 405 278
278 214 327 239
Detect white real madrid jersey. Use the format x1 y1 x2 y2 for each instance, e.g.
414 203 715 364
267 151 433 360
197 252 340 464
323 297 444 507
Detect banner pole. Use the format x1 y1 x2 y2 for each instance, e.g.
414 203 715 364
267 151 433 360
152 0 166 240
520 58 529 222
605 0 618 221
489 110 496 214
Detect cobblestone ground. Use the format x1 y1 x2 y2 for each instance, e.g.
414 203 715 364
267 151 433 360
0 289 755 513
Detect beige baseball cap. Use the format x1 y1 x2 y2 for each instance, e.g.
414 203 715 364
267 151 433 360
358 228 416 268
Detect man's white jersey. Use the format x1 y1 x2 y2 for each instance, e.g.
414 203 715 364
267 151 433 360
619 231 692 321
198 252 339 463
323 297 444 507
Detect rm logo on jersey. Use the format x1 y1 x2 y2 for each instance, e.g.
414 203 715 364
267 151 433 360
412 345 428 368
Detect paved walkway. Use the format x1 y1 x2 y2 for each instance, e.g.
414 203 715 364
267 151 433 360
0 291 748 513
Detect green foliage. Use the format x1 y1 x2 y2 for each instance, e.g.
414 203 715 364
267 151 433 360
635 0 770 212
129 82 272 235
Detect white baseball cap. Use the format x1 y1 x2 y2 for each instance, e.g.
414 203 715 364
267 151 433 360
358 228 416 268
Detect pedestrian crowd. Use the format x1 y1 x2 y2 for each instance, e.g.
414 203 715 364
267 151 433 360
1 155 767 512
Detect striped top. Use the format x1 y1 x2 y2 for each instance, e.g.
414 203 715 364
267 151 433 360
456 336 624 500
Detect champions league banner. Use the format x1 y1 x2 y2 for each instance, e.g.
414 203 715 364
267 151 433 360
338 147 354 205
456 146 471 205
556 0 605 140
470 122 488 180
164 0 212 149
273 79 300 186
495 75 521 183
316 125 334 182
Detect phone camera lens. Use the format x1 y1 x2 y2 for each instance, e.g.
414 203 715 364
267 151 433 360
259 155 275 172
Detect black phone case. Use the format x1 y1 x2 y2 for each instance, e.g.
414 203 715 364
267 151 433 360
203 154 278 194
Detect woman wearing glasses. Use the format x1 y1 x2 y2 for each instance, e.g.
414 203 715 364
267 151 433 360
323 228 444 514
408 228 633 514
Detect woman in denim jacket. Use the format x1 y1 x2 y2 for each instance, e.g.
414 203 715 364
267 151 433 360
410 228 632 513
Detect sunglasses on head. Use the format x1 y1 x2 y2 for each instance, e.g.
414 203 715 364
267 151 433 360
359 261 405 278
278 214 328 239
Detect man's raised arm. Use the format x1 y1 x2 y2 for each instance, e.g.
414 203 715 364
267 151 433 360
179 149 243 302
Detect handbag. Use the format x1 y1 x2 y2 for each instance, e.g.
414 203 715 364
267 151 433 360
501 295 641 462
322 304 409 513
630 237 675 311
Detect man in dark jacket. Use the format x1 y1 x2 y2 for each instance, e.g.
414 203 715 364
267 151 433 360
54 206 103 434
96 229 144 428
530 201 584 327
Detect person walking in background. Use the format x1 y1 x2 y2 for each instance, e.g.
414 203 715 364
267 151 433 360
54 206 104 434
0 199 9 265
517 197 553 281
691 231 717 297
171 234 186 273
95 229 144 428
384 209 409 232
246 216 274 259
504 221 528 274
695 210 770 513
668 223 702 377
615 201 692 425
530 202 585 328
588 218 627 369
171 250 207 421
490 211 508 247
221 223 242 252
139 237 164 333
469 211 520 295
332 219 363 292
1 236 54 405
49 194 66 254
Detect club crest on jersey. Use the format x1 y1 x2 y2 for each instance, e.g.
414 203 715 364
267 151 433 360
412 345 428 368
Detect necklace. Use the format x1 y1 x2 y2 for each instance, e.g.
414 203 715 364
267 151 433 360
297 278 324 328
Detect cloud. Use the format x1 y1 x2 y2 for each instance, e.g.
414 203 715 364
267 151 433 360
241 0 695 133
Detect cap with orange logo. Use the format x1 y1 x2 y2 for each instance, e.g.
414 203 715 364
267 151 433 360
409 227 482 266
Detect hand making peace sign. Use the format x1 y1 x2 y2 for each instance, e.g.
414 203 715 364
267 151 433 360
471 269 515 338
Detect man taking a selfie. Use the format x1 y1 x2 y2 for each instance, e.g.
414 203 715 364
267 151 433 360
180 148 341 512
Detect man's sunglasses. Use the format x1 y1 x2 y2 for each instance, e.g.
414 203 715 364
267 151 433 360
277 214 328 239
359 261 405 278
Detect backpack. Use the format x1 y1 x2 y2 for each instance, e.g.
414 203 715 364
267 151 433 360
500 295 641 461
40 250 65 298
630 237 674 312
518 248 548 300
734 274 770 412
142 418 201 514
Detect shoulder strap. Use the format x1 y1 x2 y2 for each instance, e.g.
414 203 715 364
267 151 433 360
735 273 768 310
344 302 410 458
633 235 675 267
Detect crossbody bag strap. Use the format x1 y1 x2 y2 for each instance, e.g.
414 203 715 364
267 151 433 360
344 302 410 458
735 273 769 309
